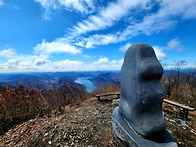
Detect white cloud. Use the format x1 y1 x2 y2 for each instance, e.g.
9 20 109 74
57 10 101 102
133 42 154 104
93 57 109 65
72 0 149 35
120 0 196 38
6 59 20 67
0 51 123 72
1 55 85 72
2 57 42 71
0 49 84 72
0 48 123 72
73 33 126 49
35 58 122 71
36 0 196 51
110 59 124 64
166 38 184 51
0 48 16 58
152 46 167 60
34 39 81 55
119 59 124 64
35 0 57 8
34 0 58 19
58 0 94 14
74 33 126 49
167 38 180 49
32 59 84 71
82 54 91 58
83 34 118 48
0 0 4 6
34 58 48 66
74 34 126 49
0 48 50 72
73 0 196 48
35 0 95 19
110 60 118 64
119 42 132 52
52 59 83 70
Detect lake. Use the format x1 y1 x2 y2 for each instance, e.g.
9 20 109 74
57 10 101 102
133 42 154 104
75 77 97 93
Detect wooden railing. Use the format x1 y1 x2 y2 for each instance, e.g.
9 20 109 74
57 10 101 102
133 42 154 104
95 92 120 101
95 92 195 119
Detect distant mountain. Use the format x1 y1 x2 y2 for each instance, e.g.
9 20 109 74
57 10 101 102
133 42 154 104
0 71 102 82
0 76 85 91
0 71 121 91
89 72 121 85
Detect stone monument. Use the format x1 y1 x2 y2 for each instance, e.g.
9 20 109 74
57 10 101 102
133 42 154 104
112 43 177 147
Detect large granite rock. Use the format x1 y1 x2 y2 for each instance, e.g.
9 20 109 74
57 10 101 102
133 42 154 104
113 43 177 147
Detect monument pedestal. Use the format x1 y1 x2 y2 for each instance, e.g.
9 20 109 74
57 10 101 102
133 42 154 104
113 107 178 147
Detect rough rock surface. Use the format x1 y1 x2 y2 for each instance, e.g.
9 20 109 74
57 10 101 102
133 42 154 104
119 43 165 139
0 97 195 147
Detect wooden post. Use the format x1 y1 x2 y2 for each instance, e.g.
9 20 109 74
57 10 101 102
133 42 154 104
97 96 101 101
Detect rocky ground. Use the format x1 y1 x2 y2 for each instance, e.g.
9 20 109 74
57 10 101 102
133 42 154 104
0 96 195 147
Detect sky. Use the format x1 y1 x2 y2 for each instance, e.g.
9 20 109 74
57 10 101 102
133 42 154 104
0 0 196 72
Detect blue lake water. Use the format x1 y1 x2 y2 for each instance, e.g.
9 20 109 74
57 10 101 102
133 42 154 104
75 77 97 93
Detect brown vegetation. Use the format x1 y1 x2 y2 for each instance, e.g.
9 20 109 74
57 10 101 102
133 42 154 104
161 61 196 108
92 83 120 95
0 97 195 147
0 83 89 135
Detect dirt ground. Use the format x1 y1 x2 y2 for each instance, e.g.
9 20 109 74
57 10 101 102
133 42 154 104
0 97 195 147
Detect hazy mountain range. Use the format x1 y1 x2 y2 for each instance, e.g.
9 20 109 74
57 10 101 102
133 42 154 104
0 71 121 91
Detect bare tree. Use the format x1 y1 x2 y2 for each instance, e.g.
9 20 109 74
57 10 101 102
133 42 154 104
173 60 187 88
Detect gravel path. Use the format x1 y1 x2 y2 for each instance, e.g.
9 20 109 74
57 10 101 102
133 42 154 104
0 97 195 147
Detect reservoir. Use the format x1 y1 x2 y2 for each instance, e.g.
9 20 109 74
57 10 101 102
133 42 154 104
75 77 97 93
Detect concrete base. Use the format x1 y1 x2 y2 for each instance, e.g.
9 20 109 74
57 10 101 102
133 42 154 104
112 107 178 147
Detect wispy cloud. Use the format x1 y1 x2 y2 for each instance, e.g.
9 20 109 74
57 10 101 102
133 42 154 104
0 48 123 71
1 58 84 72
73 0 196 48
119 0 196 38
0 48 16 58
93 57 109 65
52 59 83 70
79 34 118 48
1 55 49 72
40 58 122 71
0 55 120 72
2 0 195 72
34 58 48 66
167 38 184 52
119 42 132 52
58 0 95 14
35 0 196 52
35 0 95 19
0 0 4 6
0 48 50 71
110 59 123 64
167 38 181 49
152 46 167 60
34 39 81 55
71 0 149 35
82 54 91 58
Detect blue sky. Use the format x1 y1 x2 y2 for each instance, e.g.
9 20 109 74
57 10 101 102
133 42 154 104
0 0 196 72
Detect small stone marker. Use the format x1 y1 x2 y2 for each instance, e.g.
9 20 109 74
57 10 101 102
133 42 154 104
112 43 177 147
